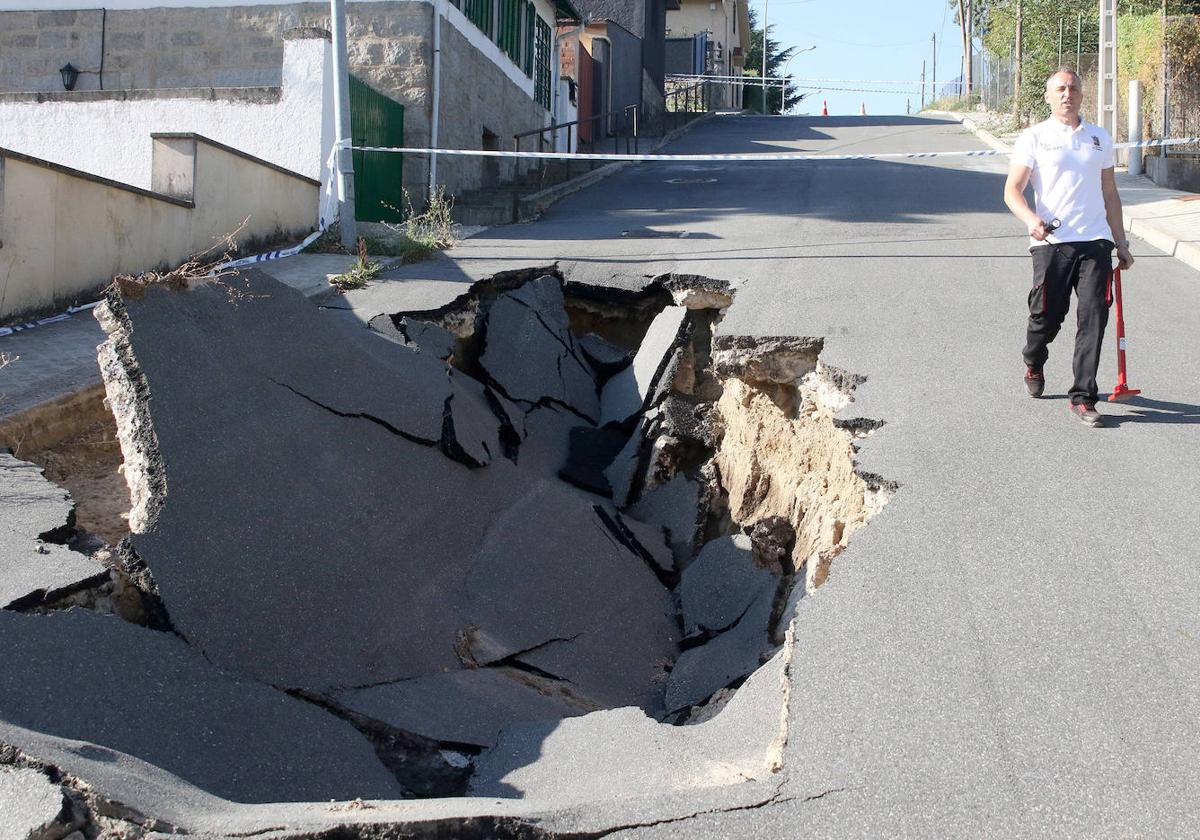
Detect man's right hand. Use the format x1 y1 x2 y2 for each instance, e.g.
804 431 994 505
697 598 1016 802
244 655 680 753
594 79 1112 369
1028 218 1050 241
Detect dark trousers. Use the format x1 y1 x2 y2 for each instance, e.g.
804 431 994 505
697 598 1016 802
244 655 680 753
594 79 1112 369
1022 240 1114 406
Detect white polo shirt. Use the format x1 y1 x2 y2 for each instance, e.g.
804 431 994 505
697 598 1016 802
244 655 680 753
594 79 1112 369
1012 116 1115 245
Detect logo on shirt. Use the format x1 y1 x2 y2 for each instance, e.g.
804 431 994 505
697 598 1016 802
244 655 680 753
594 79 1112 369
1091 135 1102 149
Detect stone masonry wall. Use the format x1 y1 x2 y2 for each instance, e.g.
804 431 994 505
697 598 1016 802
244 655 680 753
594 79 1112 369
0 1 551 199
0 7 289 91
435 17 546 193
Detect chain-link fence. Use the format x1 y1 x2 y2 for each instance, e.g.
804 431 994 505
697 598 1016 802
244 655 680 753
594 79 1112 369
968 9 1199 159
1125 13 1200 155
973 49 1015 112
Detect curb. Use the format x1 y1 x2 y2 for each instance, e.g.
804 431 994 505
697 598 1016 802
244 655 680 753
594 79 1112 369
923 109 1013 152
521 111 719 218
1127 217 1200 274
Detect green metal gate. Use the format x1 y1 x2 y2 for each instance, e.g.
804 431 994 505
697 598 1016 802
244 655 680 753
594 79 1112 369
349 75 405 223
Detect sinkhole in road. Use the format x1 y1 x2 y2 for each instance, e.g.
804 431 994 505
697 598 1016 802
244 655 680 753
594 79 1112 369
4 267 894 815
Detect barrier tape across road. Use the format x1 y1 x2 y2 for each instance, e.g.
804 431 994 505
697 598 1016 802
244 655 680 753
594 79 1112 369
4 135 1197 338
346 135 1200 162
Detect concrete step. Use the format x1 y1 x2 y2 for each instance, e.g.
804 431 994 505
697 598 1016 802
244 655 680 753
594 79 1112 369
452 203 518 227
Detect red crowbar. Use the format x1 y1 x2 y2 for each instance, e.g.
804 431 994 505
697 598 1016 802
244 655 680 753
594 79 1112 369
1108 267 1141 402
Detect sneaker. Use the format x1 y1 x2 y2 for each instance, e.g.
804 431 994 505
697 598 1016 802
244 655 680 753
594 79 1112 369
1024 367 1045 398
1069 402 1103 427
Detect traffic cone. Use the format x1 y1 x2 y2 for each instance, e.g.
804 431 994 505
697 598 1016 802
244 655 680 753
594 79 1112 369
859 101 867 115
821 99 828 116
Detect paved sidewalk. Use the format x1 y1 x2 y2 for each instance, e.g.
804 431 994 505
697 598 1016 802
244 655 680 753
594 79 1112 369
0 312 105 419
1119 173 1200 271
0 255 363 421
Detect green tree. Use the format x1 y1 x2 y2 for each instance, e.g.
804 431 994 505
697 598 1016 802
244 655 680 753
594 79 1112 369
744 8 805 114
972 0 1096 122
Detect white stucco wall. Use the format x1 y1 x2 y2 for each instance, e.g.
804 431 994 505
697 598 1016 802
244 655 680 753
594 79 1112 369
0 35 334 194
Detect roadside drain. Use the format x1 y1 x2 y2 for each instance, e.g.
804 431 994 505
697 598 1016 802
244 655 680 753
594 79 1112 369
1 266 893 826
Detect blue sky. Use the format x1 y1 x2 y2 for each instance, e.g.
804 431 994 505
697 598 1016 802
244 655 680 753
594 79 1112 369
761 0 970 116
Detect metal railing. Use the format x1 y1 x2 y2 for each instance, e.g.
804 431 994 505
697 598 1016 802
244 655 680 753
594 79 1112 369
664 79 712 124
508 103 640 221
496 80 722 222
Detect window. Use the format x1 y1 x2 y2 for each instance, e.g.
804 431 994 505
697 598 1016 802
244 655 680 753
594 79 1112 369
498 0 523 64
523 0 536 77
534 16 551 110
463 0 544 91
465 0 493 38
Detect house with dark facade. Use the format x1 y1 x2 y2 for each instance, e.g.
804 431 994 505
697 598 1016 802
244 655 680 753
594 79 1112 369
558 0 669 142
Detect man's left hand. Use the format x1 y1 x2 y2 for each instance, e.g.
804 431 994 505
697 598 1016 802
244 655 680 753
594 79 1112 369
1117 245 1135 270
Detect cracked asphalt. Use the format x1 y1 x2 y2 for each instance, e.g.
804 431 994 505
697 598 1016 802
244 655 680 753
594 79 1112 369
373 113 1200 836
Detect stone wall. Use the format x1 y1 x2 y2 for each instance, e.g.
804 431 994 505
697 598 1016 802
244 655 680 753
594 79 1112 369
0 7 289 91
435 16 547 192
0 1 554 201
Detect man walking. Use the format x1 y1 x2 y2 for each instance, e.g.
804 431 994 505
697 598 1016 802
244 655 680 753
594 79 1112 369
1004 68 1134 427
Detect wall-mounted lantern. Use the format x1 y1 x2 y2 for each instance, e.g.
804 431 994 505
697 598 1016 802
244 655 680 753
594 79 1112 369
59 63 79 91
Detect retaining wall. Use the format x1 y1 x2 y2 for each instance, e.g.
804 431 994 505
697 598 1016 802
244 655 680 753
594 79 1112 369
1146 154 1200 193
0 135 318 322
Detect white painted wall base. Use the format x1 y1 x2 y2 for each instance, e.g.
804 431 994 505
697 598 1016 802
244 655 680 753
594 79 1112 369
0 33 334 199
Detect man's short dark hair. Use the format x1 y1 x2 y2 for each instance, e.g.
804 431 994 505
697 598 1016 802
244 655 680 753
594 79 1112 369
1045 67 1082 89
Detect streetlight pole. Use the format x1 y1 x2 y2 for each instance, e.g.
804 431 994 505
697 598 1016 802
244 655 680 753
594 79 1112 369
330 0 357 250
761 0 769 114
780 45 816 115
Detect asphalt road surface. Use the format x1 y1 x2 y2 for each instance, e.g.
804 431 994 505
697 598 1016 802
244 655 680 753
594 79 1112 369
381 113 1200 837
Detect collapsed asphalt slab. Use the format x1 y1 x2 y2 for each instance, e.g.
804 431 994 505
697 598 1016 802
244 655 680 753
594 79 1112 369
0 454 106 610
0 261 893 835
0 610 405 803
95 270 679 707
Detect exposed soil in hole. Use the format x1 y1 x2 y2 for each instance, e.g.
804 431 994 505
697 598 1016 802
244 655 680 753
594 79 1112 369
22 416 128 547
715 368 890 592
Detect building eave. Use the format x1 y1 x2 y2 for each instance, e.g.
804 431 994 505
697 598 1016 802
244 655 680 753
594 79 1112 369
554 0 583 23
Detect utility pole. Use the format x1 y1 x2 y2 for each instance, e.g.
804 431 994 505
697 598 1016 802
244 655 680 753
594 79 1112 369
956 0 972 96
761 0 769 114
330 0 357 250
1129 79 1144 176
1097 0 1117 139
1076 14 1082 69
967 0 973 95
1013 0 1022 121
1162 0 1170 143
921 59 926 109
931 32 937 102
